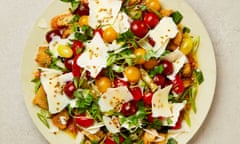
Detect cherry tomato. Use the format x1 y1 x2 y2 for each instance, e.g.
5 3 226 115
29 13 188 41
172 75 185 94
96 76 112 93
145 0 161 11
128 0 141 5
103 27 118 43
57 45 73 58
180 37 193 55
64 81 76 99
72 55 82 78
143 12 160 29
134 48 146 64
143 58 158 70
124 66 141 83
153 74 166 88
75 114 94 128
121 101 138 116
46 29 61 43
78 15 89 27
171 114 183 129
113 78 129 87
130 20 149 38
105 136 124 144
143 92 153 106
129 87 142 101
72 40 84 56
64 58 74 71
93 28 104 38
147 114 154 122
75 3 89 16
159 60 174 75
148 37 156 46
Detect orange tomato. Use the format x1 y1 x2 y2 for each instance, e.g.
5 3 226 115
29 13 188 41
103 27 118 43
78 15 89 27
124 66 141 83
134 48 146 64
96 76 112 93
143 58 158 70
145 0 161 11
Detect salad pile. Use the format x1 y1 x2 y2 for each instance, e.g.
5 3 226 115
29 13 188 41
32 0 204 144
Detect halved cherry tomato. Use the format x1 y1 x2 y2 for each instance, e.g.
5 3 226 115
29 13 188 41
105 136 124 144
129 87 142 101
121 101 138 116
64 58 73 71
103 27 118 43
143 12 160 29
93 28 104 38
160 60 174 75
75 114 94 128
74 2 89 16
64 81 76 99
96 76 112 93
72 40 84 56
130 20 149 38
134 48 146 64
78 15 89 27
148 37 156 46
57 45 73 58
172 75 185 94
113 78 129 87
72 55 82 78
46 29 61 43
171 114 183 129
153 74 166 88
143 92 153 106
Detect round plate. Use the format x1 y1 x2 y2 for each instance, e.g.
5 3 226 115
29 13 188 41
21 0 216 144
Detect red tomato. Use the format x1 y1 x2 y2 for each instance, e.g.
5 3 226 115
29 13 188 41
64 58 74 71
72 55 82 78
113 78 129 87
75 3 89 16
172 75 185 94
121 101 138 116
46 29 61 43
143 12 160 29
105 136 124 144
143 92 153 106
160 60 174 75
129 87 142 101
147 114 154 122
93 28 104 38
72 40 83 56
171 115 182 129
75 114 94 128
130 20 149 38
153 74 166 88
64 81 76 99
148 37 155 46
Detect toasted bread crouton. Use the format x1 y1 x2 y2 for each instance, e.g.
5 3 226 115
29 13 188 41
52 109 70 130
81 130 103 142
35 46 51 67
160 9 174 17
51 13 74 29
32 85 48 110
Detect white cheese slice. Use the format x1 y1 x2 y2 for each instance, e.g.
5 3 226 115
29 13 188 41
148 17 178 57
83 122 104 134
77 33 109 78
39 68 73 114
103 116 120 134
88 0 122 29
152 85 173 117
162 49 188 80
163 102 186 127
98 86 133 112
112 12 130 33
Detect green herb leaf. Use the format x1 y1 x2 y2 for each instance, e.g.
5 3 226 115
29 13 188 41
31 78 41 94
194 69 204 85
37 109 50 128
183 26 191 33
149 65 164 77
171 11 183 24
189 86 197 113
113 134 120 144
167 138 178 144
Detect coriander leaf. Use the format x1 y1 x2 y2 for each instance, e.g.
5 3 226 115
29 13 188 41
113 134 120 144
194 69 204 84
37 109 50 128
171 11 183 24
31 78 41 94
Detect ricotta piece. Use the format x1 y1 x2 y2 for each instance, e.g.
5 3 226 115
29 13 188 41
88 0 122 28
112 12 130 33
152 85 173 117
98 86 133 112
148 17 178 57
39 68 73 114
77 33 109 78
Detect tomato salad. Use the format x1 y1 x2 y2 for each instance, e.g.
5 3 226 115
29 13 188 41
32 0 204 144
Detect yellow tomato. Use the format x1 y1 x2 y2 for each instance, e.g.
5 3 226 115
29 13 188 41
103 27 118 43
143 58 158 70
124 66 141 83
78 15 89 27
145 0 161 11
96 76 112 93
57 45 73 58
180 37 193 55
134 48 146 64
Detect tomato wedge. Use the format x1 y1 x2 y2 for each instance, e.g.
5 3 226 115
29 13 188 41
74 114 94 128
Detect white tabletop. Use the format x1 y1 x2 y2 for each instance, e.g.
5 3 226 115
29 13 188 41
0 0 239 143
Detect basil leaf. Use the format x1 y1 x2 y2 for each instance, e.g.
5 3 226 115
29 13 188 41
167 138 178 144
194 69 204 85
171 11 183 24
